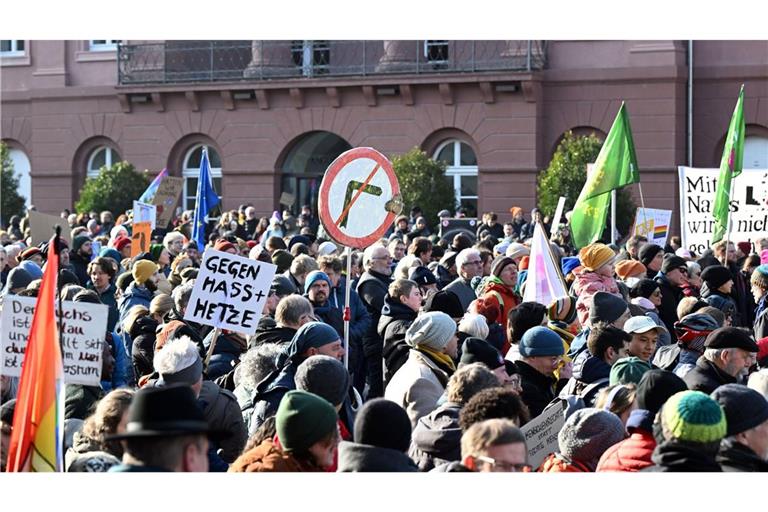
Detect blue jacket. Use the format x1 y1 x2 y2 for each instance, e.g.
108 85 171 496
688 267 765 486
117 282 154 328
329 276 372 344
203 330 247 381
101 330 132 390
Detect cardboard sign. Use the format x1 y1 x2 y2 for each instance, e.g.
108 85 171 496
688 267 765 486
152 176 184 228
521 400 566 470
28 210 72 247
279 192 296 207
184 249 277 335
133 200 157 231
131 221 152 257
1 296 108 386
632 208 673 248
678 166 768 254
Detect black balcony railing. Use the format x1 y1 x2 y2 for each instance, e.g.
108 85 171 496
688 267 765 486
117 40 547 85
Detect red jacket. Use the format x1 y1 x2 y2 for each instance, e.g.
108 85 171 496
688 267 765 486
481 280 521 355
596 429 656 472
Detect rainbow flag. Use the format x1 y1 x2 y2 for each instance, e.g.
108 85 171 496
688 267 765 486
138 168 169 204
6 234 64 472
653 224 668 240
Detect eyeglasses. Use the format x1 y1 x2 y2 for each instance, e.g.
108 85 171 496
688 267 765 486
474 455 531 472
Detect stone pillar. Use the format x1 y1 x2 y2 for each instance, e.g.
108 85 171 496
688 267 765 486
244 41 295 78
376 40 418 73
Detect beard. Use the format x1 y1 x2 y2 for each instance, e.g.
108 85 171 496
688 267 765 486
145 279 158 293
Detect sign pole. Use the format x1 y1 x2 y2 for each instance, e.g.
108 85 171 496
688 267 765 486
637 183 650 235
204 328 221 369
721 180 736 265
343 247 352 371
611 190 617 245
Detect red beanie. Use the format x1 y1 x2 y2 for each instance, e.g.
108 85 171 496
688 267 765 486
214 239 236 253
114 236 131 252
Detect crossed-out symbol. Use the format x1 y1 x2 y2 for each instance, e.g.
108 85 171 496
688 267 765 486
334 163 383 229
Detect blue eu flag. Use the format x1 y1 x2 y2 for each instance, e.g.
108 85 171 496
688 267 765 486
191 148 220 252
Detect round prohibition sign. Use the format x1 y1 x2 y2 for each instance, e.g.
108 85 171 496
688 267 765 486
318 147 401 249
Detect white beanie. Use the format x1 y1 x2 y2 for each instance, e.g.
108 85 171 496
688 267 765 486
405 311 457 351
318 241 338 256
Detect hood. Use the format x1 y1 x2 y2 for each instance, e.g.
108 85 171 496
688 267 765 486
411 403 462 455
132 314 159 338
252 326 297 346
337 442 418 472
571 350 611 383
651 439 722 472
124 282 153 301
378 296 417 334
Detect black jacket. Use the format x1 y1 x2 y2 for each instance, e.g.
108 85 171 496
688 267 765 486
130 315 159 379
64 384 104 420
644 439 722 472
516 360 563 418
252 323 297 346
337 441 419 472
717 438 768 472
683 356 737 395
69 252 91 288
378 295 418 386
357 270 392 397
654 274 684 342
408 401 462 471
307 296 345 339
204 330 248 381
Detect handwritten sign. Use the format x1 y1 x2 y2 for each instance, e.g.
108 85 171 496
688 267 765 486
133 200 157 231
1 296 108 386
184 249 277 335
520 400 565 470
632 208 672 248
131 221 152 257
152 176 184 228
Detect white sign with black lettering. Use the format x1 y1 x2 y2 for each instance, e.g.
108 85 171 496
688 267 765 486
520 400 566 470
184 249 277 335
1 296 108 386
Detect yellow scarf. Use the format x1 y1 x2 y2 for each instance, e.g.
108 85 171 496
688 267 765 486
416 345 456 372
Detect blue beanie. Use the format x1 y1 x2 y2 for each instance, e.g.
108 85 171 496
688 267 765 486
519 326 565 357
285 321 341 362
304 270 332 294
18 260 43 280
99 247 123 265
561 257 581 276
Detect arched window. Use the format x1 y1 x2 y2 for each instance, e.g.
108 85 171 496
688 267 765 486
182 144 222 211
433 139 478 217
744 135 768 169
7 147 32 207
86 146 121 179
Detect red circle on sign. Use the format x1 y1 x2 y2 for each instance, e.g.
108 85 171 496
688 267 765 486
318 147 400 249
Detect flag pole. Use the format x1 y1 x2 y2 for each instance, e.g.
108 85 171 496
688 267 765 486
637 183 650 239
54 225 65 472
610 190 617 245
721 183 736 266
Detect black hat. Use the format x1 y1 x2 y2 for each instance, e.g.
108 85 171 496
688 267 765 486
711 384 768 436
439 251 458 268
460 337 505 370
704 327 759 352
105 385 212 440
700 265 732 290
423 290 464 319
509 302 547 343
638 243 664 266
629 278 659 300
636 370 688 415
409 266 437 287
353 398 412 452
271 274 297 297
589 292 628 325
661 255 687 274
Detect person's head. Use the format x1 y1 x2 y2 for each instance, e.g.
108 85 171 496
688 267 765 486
456 248 483 280
587 322 631 365
519 326 565 377
661 255 689 287
275 390 339 469
625 236 647 258
634 369 689 418
288 321 345 363
353 399 412 453
395 215 408 231
589 292 630 329
171 281 195 317
507 302 547 343
557 408 626 470
749 265 768 303
489 256 518 289
153 336 204 397
459 338 516 389
275 295 314 329
79 388 135 459
422 289 464 320
408 237 433 265
72 234 93 258
304 270 331 305
408 266 438 299
461 419 529 472
703 327 759 378
615 260 647 282
748 369 768 399
87 257 116 291
594 383 637 426
742 254 761 276
713 240 737 264
316 255 342 288
387 238 406 261
711 384 768 460
458 314 489 340
638 243 664 272
622 316 662 362
676 296 708 320
109 385 210 472
609 356 653 386
405 311 459 359
363 244 392 276
505 243 530 264
295 355 350 408
686 261 703 288
579 243 616 277
149 294 174 323
289 254 319 286
389 279 422 313
163 232 185 257
658 391 726 451
132 260 159 290
701 265 733 295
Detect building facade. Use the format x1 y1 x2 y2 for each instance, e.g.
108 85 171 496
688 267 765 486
1 40 767 233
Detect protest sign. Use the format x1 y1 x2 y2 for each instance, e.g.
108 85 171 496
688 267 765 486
1 296 108 386
549 196 567 239
679 166 768 254
133 200 157 231
521 400 566 469
28 210 72 247
632 208 672 248
152 176 184 228
131 221 152 257
184 249 277 335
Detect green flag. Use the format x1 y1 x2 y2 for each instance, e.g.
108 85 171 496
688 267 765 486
711 85 745 244
571 103 640 248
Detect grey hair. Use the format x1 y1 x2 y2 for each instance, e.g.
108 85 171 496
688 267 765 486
236 344 282 392
456 248 481 269
153 335 200 375
704 347 733 363
163 231 185 247
747 369 768 400
686 261 701 275
394 254 421 280
363 244 386 268
459 314 489 340
172 281 195 313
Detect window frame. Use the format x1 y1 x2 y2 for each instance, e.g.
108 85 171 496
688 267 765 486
182 144 223 213
0 40 25 56
744 135 768 169
86 146 120 179
433 139 478 215
89 40 119 52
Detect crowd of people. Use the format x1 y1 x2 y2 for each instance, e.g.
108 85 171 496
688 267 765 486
1 201 767 473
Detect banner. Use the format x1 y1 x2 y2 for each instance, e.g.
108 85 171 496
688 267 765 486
133 200 157 231
1 296 108 386
520 400 566 470
632 208 672 248
184 249 277 335
28 211 72 247
131 222 152 257
678 166 768 254
151 176 184 228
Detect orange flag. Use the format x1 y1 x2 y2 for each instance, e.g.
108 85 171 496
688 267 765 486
6 234 64 472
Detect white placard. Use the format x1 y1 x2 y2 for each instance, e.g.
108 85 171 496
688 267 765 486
1 296 108 386
184 249 278 335
520 400 566 470
133 200 157 231
550 196 567 239
678 166 768 254
632 208 673 248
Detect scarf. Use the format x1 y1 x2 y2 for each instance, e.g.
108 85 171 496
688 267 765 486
415 345 456 376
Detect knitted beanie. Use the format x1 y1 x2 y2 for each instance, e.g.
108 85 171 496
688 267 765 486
113 236 131 252
557 408 626 467
737 241 752 256
547 296 577 325
754 264 768 288
276 390 339 453
132 260 158 284
460 337 505 370
711 384 768 436
660 391 727 443
72 234 91 254
304 270 332 294
99 247 122 265
149 243 164 263
353 398 412 452
422 290 464 319
490 256 516 278
629 278 659 299
2 267 31 294
213 239 236 253
578 243 615 272
509 302 547 343
638 243 664 267
609 356 653 386
661 255 687 274
589 292 628 325
405 311 457 351
615 260 647 280
561 257 581 276
295 355 350 407
271 250 294 274
519 326 564 357
408 266 437 286
636 369 688 415
700 265 732 290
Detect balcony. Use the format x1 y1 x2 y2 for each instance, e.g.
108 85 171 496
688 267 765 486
117 40 547 86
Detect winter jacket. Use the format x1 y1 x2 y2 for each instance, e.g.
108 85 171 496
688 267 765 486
717 438 768 472
408 401 462 471
516 360 563 418
198 380 247 463
754 295 768 341
247 364 298 433
596 410 656 472
65 431 120 472
88 283 119 333
378 296 418 386
558 351 610 406
337 441 419 472
203 330 248 381
229 439 323 472
357 270 392 398
572 269 621 327
69 252 91 288
643 439 722 472
701 283 738 320
329 276 372 346
655 274 684 342
130 315 159 379
252 324 297 346
308 296 345 339
64 384 104 420
443 276 477 312
480 279 522 354
385 349 451 428
117 282 154 328
683 355 737 395
476 223 505 241
102 330 131 391
538 453 592 472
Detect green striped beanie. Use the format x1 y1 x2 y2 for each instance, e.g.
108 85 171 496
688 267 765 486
661 390 727 443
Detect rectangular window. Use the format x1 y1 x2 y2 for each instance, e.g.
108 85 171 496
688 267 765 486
291 40 330 77
424 40 449 63
89 40 119 52
1 40 25 55
184 177 222 212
